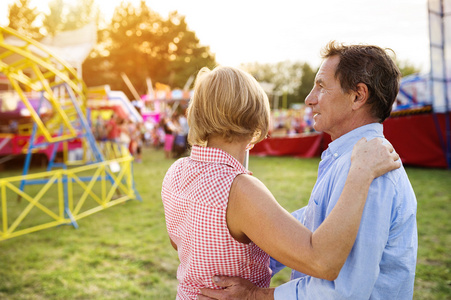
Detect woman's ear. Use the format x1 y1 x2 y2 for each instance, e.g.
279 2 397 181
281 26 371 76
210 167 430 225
352 83 369 110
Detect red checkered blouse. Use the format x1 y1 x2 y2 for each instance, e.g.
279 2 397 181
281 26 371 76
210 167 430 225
161 145 271 299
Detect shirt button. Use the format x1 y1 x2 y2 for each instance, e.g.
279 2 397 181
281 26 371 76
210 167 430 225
333 153 338 158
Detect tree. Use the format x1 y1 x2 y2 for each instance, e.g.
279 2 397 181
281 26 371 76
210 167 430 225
294 62 317 104
241 61 316 108
7 0 42 39
82 1 216 98
42 0 98 36
164 12 216 89
64 0 98 31
41 0 64 36
7 0 98 38
396 59 421 77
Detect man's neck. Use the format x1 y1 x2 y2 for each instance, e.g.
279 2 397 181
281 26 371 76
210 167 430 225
330 113 379 141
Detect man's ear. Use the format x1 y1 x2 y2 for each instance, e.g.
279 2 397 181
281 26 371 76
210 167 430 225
352 83 369 110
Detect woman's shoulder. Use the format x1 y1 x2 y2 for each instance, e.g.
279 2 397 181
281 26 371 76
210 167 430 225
232 173 264 190
163 157 188 179
229 174 273 207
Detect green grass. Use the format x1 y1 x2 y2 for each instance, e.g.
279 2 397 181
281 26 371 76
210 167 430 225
0 148 450 299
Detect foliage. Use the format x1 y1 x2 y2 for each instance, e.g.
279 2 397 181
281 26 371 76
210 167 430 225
294 62 317 104
6 0 42 39
82 1 216 98
42 0 99 36
241 61 301 94
7 0 98 38
397 59 422 77
0 148 449 299
241 61 317 109
6 0 215 99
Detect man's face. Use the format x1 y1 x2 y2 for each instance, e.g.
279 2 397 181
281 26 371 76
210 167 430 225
305 55 356 140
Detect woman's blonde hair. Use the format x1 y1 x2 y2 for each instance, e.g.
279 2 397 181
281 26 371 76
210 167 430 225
187 66 270 146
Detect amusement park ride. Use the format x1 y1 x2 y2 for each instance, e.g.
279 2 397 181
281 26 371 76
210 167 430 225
0 26 141 241
1 0 451 241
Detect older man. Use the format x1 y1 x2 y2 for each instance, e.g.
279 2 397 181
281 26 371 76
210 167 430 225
199 41 418 299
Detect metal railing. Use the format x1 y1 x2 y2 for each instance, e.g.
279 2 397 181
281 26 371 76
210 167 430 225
0 144 140 241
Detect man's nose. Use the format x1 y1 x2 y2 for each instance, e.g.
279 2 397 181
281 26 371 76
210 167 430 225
305 90 315 105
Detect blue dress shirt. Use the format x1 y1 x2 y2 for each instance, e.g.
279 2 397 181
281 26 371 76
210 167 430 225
271 123 418 299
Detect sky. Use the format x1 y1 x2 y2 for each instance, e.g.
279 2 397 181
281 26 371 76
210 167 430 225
0 0 431 71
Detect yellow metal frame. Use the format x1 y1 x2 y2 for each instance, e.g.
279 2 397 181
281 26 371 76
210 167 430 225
0 27 141 241
0 144 136 241
0 26 87 143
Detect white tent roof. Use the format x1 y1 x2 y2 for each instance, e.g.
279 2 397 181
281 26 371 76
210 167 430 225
40 23 97 68
3 23 96 69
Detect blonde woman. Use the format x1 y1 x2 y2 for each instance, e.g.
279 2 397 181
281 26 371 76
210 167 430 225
161 66 400 299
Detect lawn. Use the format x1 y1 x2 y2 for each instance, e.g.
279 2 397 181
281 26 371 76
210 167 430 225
0 147 450 299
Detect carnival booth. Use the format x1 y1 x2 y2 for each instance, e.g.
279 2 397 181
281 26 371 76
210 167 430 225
252 0 451 169
376 0 451 169
140 82 192 122
87 85 143 124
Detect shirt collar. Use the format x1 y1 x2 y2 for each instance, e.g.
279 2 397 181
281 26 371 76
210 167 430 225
327 123 384 159
190 145 251 174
